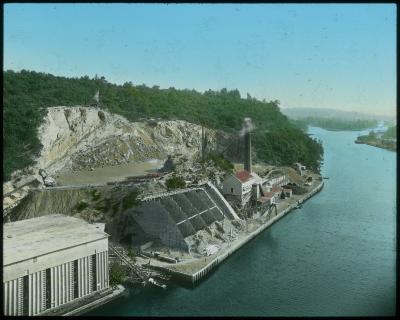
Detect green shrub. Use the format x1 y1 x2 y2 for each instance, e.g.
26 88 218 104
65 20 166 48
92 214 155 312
165 176 186 190
112 202 120 215
121 190 140 211
109 262 124 286
76 200 89 212
91 189 101 201
94 201 107 212
205 152 234 173
127 248 136 262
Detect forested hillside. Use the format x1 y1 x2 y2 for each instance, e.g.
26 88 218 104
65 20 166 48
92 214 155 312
3 70 323 181
292 117 378 131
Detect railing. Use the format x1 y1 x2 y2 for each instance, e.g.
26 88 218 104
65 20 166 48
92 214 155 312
140 186 204 202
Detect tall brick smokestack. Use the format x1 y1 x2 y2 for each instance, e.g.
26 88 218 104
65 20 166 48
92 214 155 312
240 117 255 173
244 131 252 173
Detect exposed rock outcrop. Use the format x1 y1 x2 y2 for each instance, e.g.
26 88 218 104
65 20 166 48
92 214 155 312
43 176 57 187
33 106 232 175
3 106 235 215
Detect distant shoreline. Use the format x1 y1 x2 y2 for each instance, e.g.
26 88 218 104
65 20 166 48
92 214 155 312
354 139 396 152
314 127 370 132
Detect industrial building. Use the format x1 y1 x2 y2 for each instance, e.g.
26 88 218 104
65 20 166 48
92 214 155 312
257 191 277 206
112 183 239 252
3 214 109 316
222 119 291 208
283 188 293 198
268 174 290 188
294 162 306 176
222 170 263 206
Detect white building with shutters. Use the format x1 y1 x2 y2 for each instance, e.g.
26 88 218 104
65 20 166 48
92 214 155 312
3 214 109 316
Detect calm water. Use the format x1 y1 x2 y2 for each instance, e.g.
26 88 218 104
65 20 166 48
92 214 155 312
87 127 396 317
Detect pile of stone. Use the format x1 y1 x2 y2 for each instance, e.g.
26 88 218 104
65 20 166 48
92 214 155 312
39 169 57 187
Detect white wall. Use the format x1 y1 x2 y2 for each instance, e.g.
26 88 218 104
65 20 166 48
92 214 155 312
269 175 289 187
3 238 108 282
222 175 242 197
3 240 109 316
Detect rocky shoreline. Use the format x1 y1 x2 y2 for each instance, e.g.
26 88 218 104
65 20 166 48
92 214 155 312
355 139 396 152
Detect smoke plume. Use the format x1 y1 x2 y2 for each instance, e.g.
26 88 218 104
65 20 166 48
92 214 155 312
93 90 100 103
239 117 255 136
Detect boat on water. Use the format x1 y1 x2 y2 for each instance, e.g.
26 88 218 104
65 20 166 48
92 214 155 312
295 201 303 209
148 277 167 289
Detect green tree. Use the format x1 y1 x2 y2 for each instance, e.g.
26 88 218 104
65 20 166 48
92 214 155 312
109 262 124 286
165 176 186 190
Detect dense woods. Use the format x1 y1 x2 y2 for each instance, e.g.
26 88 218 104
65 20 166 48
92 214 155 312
3 70 323 181
295 117 378 131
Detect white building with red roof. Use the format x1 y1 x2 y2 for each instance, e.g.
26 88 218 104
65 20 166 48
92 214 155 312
222 170 263 206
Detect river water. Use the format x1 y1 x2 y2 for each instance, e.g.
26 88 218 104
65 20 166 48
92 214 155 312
87 127 396 317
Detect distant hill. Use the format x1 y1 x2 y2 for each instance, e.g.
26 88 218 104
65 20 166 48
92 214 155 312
281 107 395 122
3 70 324 181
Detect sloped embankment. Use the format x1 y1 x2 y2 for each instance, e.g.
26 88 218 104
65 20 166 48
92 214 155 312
9 184 143 225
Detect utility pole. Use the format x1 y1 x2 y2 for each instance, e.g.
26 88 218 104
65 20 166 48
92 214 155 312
93 90 100 107
201 125 205 167
201 124 208 167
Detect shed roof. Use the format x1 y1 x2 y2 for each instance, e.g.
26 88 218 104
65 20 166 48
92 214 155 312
271 185 282 192
3 214 108 266
263 191 276 198
257 196 270 203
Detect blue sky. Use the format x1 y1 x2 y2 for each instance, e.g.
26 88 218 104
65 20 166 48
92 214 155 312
4 3 396 116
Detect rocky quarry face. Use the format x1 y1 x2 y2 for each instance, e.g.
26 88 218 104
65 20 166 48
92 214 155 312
34 106 234 174
3 106 235 215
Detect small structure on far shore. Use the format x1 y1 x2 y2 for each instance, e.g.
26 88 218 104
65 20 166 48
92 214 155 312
294 162 306 176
